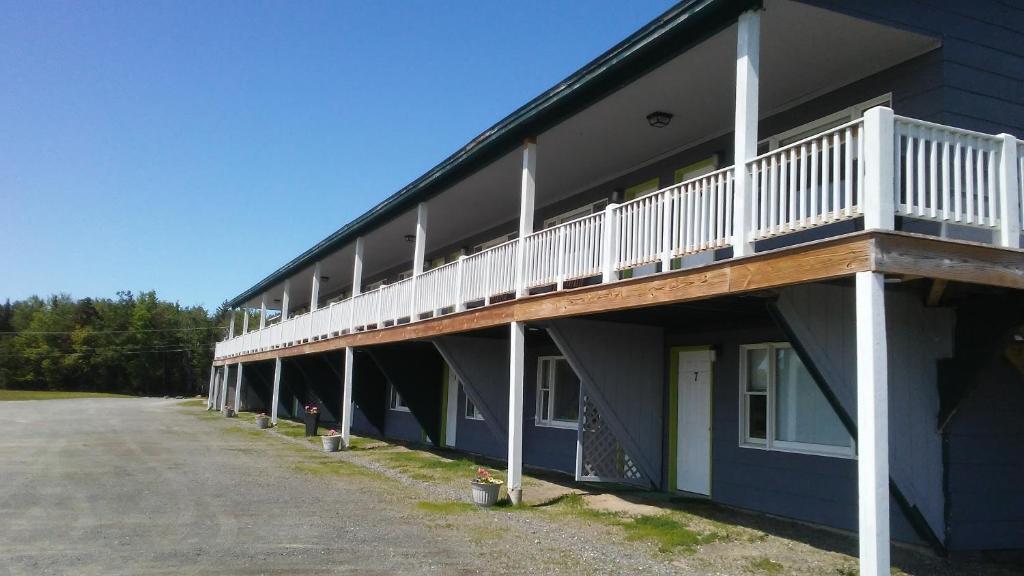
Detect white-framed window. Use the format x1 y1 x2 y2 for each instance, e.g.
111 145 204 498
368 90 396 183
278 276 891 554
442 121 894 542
739 343 854 458
542 199 608 229
396 269 413 281
364 280 384 292
674 155 719 184
463 384 483 421
760 94 892 152
535 356 581 429
472 233 516 254
389 384 410 412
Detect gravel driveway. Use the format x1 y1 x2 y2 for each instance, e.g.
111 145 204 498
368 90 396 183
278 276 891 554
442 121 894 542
0 397 692 576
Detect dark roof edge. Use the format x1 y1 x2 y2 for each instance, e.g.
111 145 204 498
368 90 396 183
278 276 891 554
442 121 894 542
228 0 761 307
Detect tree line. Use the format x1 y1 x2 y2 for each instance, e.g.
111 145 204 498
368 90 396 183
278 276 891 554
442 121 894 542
0 291 236 397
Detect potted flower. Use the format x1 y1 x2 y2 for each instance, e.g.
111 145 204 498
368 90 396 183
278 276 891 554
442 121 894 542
303 404 319 437
255 412 270 429
221 403 235 418
321 429 343 452
470 467 503 507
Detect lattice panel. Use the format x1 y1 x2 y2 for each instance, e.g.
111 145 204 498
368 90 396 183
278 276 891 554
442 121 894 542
579 394 647 485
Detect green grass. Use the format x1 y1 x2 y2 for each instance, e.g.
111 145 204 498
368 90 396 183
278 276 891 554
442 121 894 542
415 501 478 515
291 459 373 479
0 389 133 401
748 557 784 574
178 398 207 408
546 493 620 522
622 514 720 554
347 435 384 450
368 450 496 484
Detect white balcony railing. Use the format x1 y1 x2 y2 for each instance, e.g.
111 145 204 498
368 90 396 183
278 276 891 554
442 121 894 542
895 117 1002 228
750 118 863 239
214 110 1023 360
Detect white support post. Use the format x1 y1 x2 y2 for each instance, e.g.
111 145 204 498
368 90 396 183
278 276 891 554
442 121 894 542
241 309 249 335
515 138 537 298
227 310 236 339
352 237 365 296
281 280 291 322
207 364 216 409
259 294 267 330
556 226 567 290
270 357 282 425
507 321 526 505
310 262 321 340
341 347 354 448
413 203 428 275
349 237 365 333
218 365 229 410
732 9 760 257
660 189 673 270
601 203 619 282
455 255 466 312
411 203 428 320
998 134 1021 248
311 262 321 312
233 362 244 412
856 271 890 576
863 107 896 231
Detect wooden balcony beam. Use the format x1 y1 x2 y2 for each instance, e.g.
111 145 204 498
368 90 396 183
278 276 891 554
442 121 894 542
214 231 1024 366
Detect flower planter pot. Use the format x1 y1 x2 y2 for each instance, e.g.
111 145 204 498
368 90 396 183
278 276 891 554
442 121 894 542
303 412 319 437
470 481 502 507
321 435 343 452
255 415 270 429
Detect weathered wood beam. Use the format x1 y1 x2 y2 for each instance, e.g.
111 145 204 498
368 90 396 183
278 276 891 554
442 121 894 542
873 233 1024 289
214 232 1024 367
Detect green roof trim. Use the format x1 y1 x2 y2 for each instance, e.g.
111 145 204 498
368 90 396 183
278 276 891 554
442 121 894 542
228 0 761 307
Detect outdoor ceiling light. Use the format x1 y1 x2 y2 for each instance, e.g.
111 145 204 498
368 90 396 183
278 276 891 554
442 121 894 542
646 111 673 128
404 234 416 243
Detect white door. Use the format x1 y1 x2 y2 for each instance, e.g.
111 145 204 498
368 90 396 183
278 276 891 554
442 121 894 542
676 349 714 495
444 370 458 447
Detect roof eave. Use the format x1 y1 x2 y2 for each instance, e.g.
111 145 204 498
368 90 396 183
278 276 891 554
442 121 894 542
228 0 760 308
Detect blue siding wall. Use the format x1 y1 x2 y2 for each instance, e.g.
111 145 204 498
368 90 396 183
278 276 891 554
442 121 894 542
668 322 923 544
453 385 504 460
524 344 579 475
776 283 954 545
351 402 382 437
946 351 1024 551
801 0 1024 137
437 335 577 475
384 404 425 444
547 318 665 484
434 335 509 446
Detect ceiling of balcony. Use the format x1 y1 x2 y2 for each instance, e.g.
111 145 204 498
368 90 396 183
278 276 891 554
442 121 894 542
240 0 938 311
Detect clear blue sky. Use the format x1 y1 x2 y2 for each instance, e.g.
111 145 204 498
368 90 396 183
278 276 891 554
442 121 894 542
1 0 675 311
